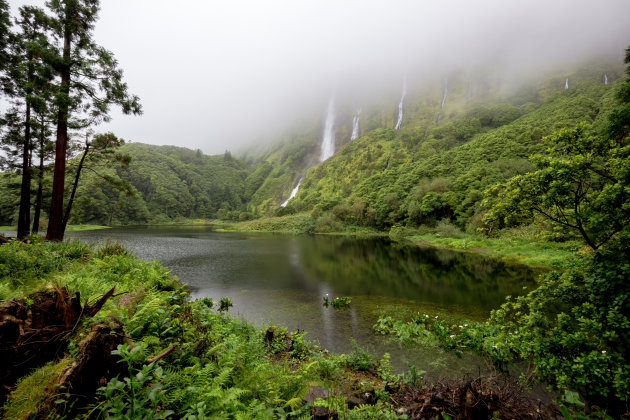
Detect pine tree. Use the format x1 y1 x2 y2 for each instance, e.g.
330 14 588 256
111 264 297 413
45 0 141 241
0 0 10 79
0 5 57 239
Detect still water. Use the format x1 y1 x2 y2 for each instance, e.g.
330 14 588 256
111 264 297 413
68 226 540 374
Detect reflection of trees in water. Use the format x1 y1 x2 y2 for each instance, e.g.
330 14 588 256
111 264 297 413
298 236 539 310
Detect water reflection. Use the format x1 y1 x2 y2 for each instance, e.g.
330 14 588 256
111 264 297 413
68 226 539 374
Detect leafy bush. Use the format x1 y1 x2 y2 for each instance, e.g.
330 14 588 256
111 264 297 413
97 344 173 419
218 297 233 312
322 295 352 309
342 340 376 372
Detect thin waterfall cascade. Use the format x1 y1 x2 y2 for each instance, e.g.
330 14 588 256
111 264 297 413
394 80 407 130
565 78 569 89
319 96 337 162
282 96 336 207
281 177 303 207
440 77 449 109
466 80 472 102
351 109 361 140
604 74 609 84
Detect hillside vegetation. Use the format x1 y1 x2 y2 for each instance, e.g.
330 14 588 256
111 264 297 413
0 59 623 233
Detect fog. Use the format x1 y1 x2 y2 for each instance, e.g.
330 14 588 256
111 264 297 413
7 0 630 154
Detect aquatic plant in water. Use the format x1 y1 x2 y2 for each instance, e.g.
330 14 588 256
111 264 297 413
322 294 351 309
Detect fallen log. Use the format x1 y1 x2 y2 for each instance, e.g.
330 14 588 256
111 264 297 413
0 285 116 403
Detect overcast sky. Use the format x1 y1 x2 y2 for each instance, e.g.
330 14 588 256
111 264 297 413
6 0 630 154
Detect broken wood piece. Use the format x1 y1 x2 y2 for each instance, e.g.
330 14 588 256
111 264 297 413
146 343 177 364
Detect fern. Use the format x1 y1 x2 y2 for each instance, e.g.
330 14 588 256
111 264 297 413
127 296 166 336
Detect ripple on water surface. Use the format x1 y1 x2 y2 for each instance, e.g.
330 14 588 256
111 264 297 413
68 226 540 374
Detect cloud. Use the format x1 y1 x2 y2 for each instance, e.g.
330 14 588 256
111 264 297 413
7 0 630 153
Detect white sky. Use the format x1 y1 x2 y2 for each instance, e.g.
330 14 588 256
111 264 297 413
6 0 630 154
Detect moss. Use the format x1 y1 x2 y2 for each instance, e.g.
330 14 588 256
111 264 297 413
2 358 72 420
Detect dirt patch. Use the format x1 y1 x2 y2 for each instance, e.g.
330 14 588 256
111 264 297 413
391 375 559 419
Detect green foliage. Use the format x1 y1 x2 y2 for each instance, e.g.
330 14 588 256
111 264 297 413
401 363 426 388
487 239 630 408
373 314 435 346
96 343 173 419
218 296 233 312
64 143 251 226
0 241 317 418
341 340 376 372
316 357 343 381
482 122 629 250
322 295 352 309
285 68 620 233
0 239 91 298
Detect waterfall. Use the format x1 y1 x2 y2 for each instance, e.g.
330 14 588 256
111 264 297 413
281 177 303 207
604 74 608 84
319 96 336 162
441 76 448 109
282 95 336 207
351 108 361 140
394 80 407 130
565 78 569 89
466 80 472 102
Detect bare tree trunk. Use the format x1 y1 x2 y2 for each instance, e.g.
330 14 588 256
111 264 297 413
62 136 89 232
46 23 72 242
17 54 34 240
32 116 46 234
17 100 32 240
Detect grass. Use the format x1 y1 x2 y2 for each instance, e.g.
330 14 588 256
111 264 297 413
3 359 72 420
0 240 402 419
404 228 582 269
66 224 110 231
0 224 110 232
218 213 580 269
213 213 316 234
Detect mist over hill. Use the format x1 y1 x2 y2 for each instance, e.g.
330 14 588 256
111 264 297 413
1 56 622 230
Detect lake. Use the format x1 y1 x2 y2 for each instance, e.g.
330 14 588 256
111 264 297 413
67 226 539 374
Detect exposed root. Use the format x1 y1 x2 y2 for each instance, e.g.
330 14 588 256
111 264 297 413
0 286 115 402
391 375 560 419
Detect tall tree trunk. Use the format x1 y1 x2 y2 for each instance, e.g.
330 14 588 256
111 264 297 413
16 100 32 240
61 138 89 232
32 116 46 234
46 23 72 241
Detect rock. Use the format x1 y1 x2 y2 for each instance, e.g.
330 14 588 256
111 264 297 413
304 385 330 404
346 387 376 409
311 405 338 420
264 327 274 346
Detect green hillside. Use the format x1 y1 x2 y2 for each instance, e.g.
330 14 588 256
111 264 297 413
270 62 622 233
0 59 623 230
73 143 252 224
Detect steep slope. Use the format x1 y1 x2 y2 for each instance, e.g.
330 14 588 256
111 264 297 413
274 61 623 231
0 59 622 229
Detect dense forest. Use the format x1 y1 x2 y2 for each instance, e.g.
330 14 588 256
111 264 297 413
0 58 624 231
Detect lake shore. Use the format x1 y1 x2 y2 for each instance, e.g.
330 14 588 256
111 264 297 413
2 214 579 270
209 215 580 269
0 239 558 418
